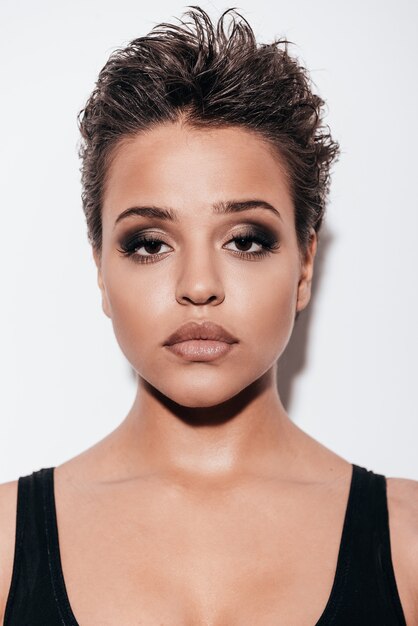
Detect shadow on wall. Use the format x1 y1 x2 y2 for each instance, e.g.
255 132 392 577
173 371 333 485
276 224 334 414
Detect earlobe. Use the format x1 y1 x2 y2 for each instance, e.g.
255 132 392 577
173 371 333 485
296 229 317 313
92 247 112 319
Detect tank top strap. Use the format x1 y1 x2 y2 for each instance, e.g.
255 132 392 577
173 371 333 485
369 468 407 624
4 467 64 626
321 463 407 625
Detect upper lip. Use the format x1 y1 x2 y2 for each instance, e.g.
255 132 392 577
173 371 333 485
163 321 239 346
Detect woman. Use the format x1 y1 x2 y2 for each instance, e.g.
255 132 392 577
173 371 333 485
1 6 417 625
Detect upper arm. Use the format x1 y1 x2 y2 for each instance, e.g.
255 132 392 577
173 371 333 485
0 480 18 624
387 476 418 626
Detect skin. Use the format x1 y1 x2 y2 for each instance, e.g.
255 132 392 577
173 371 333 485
92 121 320 482
0 121 417 625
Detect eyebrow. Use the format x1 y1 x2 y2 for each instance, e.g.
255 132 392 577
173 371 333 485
113 199 283 229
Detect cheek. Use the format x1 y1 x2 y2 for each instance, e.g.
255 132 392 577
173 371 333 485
238 263 299 364
99 258 167 360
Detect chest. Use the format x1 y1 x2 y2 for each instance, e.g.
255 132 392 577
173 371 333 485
53 478 349 625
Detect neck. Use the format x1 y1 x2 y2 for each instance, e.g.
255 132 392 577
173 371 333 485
101 367 315 485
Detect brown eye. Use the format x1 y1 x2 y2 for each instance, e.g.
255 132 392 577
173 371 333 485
234 237 255 252
142 240 164 254
117 226 280 265
117 233 171 263
223 227 280 260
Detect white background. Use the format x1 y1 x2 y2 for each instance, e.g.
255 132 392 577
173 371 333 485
1 0 417 483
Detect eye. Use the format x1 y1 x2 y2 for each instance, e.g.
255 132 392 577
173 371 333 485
223 227 280 260
116 225 280 264
117 233 171 264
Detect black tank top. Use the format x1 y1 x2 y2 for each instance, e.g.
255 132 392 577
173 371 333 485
3 463 407 625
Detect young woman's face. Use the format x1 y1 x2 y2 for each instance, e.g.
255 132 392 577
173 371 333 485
94 123 316 407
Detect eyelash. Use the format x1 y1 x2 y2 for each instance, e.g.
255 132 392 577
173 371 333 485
117 227 280 264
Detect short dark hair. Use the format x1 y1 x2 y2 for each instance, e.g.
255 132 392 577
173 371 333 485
78 5 340 255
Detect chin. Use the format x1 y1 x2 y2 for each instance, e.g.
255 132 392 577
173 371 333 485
142 371 253 410
164 383 241 409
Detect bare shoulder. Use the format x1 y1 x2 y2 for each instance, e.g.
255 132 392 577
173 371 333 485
386 475 418 625
0 479 19 623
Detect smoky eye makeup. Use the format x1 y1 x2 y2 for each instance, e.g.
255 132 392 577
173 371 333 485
116 220 281 264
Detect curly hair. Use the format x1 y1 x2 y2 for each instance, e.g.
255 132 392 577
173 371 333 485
78 5 340 256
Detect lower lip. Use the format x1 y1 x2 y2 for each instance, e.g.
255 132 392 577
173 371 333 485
164 339 236 361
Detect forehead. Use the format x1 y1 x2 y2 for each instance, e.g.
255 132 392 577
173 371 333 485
102 122 294 226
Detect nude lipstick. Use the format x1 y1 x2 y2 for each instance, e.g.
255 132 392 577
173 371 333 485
163 320 238 362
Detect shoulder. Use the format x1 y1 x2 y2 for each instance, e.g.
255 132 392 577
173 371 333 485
386 475 418 624
0 479 19 622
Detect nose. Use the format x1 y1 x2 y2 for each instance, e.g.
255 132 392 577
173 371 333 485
175 244 225 306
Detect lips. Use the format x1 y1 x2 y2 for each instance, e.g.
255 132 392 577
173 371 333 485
163 320 238 346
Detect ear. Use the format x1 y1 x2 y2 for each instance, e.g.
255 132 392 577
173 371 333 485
92 247 111 319
296 229 317 313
